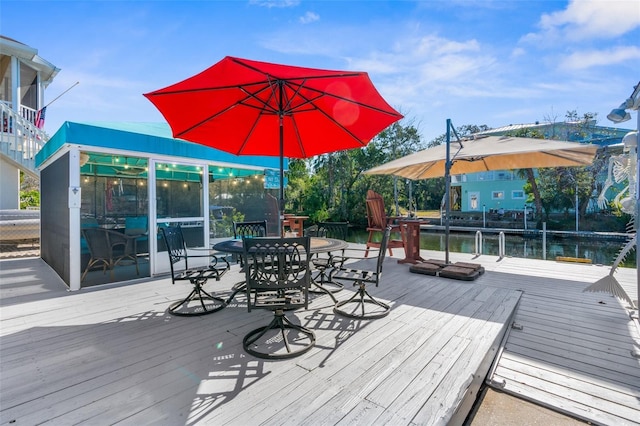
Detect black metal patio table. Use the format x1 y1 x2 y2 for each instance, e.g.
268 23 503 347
213 237 348 302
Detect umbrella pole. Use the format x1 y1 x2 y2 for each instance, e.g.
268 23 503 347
277 81 285 238
279 115 285 237
444 119 452 264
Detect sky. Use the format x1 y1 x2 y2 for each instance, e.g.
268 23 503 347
2 0 639 144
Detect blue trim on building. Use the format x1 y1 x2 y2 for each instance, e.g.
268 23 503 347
36 121 284 170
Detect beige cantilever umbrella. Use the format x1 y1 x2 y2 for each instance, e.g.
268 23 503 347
365 134 599 179
365 122 600 263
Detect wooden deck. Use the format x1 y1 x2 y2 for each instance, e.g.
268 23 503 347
0 248 638 425
480 256 640 425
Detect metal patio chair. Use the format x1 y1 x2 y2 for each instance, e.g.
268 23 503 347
309 221 350 295
233 220 268 265
81 228 139 282
242 236 315 359
160 225 229 316
233 220 268 239
330 225 392 319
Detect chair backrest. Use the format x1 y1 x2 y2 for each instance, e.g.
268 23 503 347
265 194 280 236
159 226 188 282
366 190 389 230
81 228 111 259
317 221 349 240
81 217 100 228
375 225 392 277
303 224 319 237
243 236 311 312
125 216 148 236
233 220 267 239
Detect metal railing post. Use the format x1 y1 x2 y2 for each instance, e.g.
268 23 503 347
475 230 483 256
542 222 547 260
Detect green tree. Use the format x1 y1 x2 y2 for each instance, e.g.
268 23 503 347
285 159 309 213
20 189 40 209
304 120 424 225
508 128 546 221
20 171 40 209
509 112 610 222
427 124 490 148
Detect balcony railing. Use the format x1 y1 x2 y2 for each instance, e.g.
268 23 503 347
0 101 48 176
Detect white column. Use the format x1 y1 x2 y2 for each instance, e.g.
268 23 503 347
203 165 210 247
148 159 158 275
68 149 82 291
0 157 20 209
11 57 19 111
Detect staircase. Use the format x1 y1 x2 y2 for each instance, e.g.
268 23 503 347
0 101 48 178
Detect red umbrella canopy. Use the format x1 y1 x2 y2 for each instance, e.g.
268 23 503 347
144 56 403 158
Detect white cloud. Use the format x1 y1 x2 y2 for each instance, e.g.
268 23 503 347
299 11 319 24
510 47 526 58
249 0 300 8
341 32 512 123
351 34 487 80
559 45 640 70
413 35 481 57
528 0 640 42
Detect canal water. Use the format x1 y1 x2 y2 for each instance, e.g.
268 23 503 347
348 229 636 268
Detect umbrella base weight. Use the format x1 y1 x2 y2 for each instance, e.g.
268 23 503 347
409 260 485 281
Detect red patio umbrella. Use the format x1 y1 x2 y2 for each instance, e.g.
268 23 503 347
144 56 403 234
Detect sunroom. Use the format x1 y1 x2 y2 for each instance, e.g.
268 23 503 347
35 121 283 290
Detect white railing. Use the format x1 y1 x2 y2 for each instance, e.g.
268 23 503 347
0 101 47 176
475 230 483 255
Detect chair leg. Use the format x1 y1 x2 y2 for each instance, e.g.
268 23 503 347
114 254 139 276
109 259 115 280
310 267 343 297
334 282 390 319
225 280 247 304
365 230 379 257
168 278 226 316
81 258 109 282
243 309 315 359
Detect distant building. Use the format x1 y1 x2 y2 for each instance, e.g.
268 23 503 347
449 121 631 214
0 35 59 209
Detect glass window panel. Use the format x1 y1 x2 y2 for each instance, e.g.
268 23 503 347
79 152 150 284
80 152 148 226
155 163 203 219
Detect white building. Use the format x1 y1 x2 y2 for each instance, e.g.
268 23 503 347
0 35 59 209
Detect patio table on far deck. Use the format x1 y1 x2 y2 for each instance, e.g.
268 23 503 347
213 237 348 301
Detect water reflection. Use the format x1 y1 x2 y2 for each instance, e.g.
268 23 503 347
350 230 635 268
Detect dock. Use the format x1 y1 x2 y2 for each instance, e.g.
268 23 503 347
0 247 638 425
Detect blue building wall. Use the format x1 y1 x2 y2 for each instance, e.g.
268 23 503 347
459 178 528 212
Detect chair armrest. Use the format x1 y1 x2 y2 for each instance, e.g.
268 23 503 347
187 248 231 269
108 232 138 252
331 246 380 267
386 216 405 225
